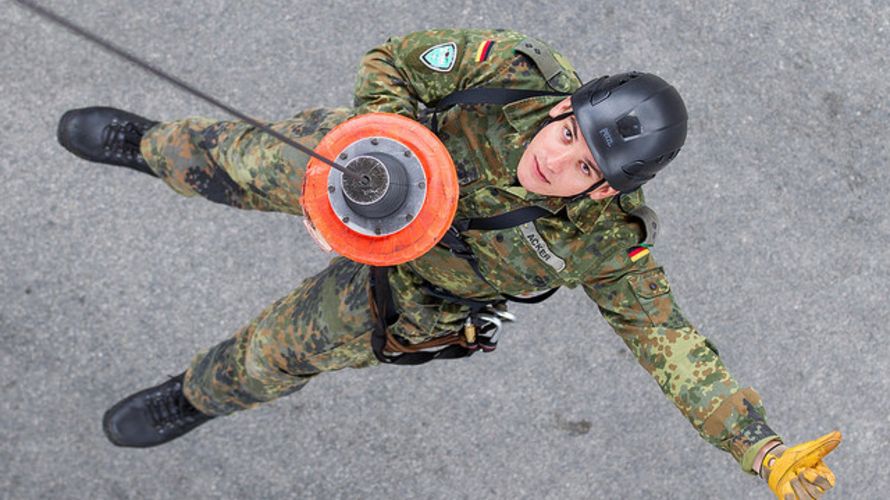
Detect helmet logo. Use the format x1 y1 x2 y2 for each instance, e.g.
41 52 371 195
598 127 614 148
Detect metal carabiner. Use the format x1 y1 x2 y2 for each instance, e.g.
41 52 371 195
475 313 503 348
488 308 516 322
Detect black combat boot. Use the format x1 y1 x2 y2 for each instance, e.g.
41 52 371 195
57 106 159 177
103 372 215 448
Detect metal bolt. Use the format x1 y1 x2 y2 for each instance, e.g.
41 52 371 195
417 181 425 189
339 152 348 160
375 227 382 235
405 213 413 222
403 150 412 157
370 138 379 146
342 216 350 223
327 186 335 193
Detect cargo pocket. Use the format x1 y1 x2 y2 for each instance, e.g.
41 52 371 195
627 268 672 324
389 302 445 345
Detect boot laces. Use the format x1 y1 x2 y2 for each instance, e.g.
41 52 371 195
144 377 202 434
101 119 149 160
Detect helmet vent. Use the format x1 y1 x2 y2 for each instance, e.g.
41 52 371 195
615 73 639 88
617 115 641 138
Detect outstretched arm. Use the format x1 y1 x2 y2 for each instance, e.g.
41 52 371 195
582 247 782 473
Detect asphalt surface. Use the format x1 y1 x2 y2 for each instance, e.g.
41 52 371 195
2 1 888 498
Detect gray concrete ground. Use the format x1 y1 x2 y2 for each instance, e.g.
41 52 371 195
2 0 888 498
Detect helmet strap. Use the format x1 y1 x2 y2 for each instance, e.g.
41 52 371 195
530 110 574 140
569 178 606 202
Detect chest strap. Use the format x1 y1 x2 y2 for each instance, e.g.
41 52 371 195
438 205 560 304
422 87 569 133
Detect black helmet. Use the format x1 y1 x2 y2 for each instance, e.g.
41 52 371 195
570 72 687 193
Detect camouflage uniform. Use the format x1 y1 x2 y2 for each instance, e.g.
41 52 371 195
140 29 778 473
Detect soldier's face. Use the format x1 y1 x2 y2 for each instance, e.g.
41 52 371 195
517 98 619 200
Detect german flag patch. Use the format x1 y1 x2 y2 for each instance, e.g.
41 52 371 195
475 40 495 62
628 245 650 262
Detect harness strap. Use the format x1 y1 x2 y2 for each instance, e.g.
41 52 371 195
438 206 562 304
458 205 552 231
370 267 495 365
424 87 569 133
433 88 569 109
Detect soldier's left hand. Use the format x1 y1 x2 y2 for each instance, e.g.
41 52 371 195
760 431 842 499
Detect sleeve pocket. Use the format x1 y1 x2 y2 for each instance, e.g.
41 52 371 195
627 268 672 324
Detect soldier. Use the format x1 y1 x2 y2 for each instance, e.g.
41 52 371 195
57 29 840 498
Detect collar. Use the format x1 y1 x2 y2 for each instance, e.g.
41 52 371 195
566 195 613 233
500 95 565 180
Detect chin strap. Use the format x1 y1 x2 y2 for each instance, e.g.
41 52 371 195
570 178 606 202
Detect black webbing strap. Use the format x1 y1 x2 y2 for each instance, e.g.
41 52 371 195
462 205 551 231
369 266 397 361
437 205 561 304
370 267 476 365
425 87 569 133
434 88 570 109
420 283 504 312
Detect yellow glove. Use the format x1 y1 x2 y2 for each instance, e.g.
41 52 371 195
760 431 842 499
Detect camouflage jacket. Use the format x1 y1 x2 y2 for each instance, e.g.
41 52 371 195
352 29 778 472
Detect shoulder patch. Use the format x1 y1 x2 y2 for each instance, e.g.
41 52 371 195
420 42 458 72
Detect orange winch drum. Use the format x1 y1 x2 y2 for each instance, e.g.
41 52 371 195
301 113 459 267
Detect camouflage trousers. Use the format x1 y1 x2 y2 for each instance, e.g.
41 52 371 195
140 108 389 416
182 257 379 415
